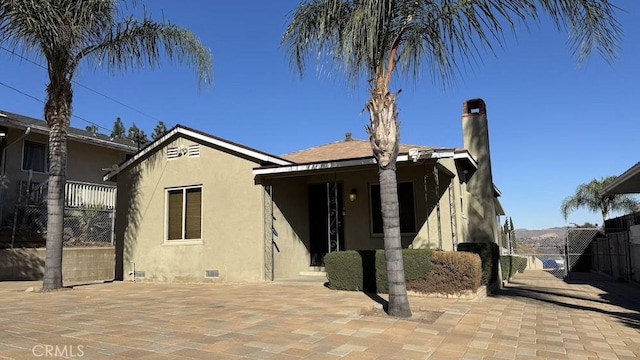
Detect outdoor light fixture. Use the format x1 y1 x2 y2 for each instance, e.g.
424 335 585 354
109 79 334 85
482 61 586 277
349 188 357 202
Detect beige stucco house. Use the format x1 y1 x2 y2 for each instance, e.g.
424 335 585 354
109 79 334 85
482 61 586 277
106 99 504 282
0 110 137 230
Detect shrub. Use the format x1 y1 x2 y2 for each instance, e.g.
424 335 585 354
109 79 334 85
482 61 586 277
513 256 527 273
499 255 529 281
457 242 499 286
408 251 482 294
500 256 511 281
324 249 432 293
325 249 483 295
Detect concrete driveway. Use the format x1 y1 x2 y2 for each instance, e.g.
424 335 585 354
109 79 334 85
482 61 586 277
1 270 639 359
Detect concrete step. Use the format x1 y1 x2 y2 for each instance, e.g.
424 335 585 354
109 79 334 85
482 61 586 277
299 266 326 277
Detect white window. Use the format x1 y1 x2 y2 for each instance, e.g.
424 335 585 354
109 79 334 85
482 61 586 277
166 186 202 241
22 140 48 173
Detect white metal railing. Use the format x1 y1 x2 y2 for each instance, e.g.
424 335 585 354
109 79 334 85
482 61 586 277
65 180 117 209
19 179 117 208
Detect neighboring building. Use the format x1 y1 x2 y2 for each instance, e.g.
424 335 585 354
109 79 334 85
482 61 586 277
0 110 137 229
601 162 640 281
603 162 640 195
106 99 504 282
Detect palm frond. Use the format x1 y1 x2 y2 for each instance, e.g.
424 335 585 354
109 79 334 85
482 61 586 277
561 176 640 221
537 0 621 63
77 15 213 87
282 0 352 77
282 0 621 88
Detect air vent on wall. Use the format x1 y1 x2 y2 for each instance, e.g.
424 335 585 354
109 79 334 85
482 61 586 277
134 271 145 279
167 146 179 159
205 270 219 278
188 144 200 157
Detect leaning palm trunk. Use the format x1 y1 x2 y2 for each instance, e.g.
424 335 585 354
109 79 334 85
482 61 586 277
367 86 411 318
42 81 72 291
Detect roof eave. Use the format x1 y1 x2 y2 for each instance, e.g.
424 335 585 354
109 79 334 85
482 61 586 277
254 149 463 177
603 162 640 195
104 126 291 181
1 112 137 153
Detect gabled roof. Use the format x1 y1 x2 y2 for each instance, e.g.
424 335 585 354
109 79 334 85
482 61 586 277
104 125 291 181
603 162 640 195
283 135 441 163
0 109 137 153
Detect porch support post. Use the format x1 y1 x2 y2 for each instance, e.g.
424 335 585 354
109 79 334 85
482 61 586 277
422 164 431 247
448 181 457 249
434 164 442 250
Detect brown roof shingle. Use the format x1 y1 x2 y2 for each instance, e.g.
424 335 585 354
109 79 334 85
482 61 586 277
282 137 439 164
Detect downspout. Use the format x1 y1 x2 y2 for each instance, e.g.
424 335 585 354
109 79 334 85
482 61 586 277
269 184 275 282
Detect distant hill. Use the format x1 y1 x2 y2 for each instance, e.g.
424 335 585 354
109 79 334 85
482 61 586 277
515 227 568 241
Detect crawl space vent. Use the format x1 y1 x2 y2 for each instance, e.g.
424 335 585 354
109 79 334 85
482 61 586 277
134 271 145 279
205 270 219 278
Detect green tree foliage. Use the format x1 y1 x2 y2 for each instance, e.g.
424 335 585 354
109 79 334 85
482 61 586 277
128 123 150 148
509 217 518 252
152 121 168 141
561 176 640 224
282 0 620 317
500 218 508 248
0 0 212 290
85 124 99 134
111 117 126 138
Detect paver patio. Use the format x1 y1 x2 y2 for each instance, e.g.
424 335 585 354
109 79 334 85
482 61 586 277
1 270 639 359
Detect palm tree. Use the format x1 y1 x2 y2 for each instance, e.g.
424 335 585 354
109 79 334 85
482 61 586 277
282 0 619 317
0 0 212 291
561 177 640 225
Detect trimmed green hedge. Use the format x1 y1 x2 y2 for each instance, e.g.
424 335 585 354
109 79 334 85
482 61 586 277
325 249 483 295
500 256 511 281
457 242 499 286
500 255 528 280
324 249 432 293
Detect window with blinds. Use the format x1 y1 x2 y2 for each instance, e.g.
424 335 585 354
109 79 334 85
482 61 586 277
166 186 202 241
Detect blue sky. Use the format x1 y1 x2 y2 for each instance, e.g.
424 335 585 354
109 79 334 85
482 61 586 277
1 1 638 230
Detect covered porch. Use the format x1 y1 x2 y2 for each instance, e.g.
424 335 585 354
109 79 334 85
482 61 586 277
254 148 477 280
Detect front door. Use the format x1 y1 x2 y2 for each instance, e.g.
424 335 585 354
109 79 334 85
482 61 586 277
308 182 344 266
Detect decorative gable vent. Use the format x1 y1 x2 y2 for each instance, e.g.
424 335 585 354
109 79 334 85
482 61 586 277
167 146 191 160
188 144 200 157
167 146 180 159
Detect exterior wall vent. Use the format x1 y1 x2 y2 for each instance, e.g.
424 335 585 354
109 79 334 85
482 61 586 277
167 146 180 159
188 144 200 157
205 270 219 278
134 271 145 279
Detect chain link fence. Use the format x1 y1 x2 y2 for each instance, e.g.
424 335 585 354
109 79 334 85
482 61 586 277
511 228 600 279
5 204 114 248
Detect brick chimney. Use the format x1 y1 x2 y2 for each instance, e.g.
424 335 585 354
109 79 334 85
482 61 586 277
462 98 497 243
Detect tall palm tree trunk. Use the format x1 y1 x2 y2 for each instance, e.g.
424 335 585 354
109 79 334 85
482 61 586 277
42 80 72 291
368 87 411 318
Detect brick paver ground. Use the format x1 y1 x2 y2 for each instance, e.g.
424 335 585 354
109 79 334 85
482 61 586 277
1 270 639 359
